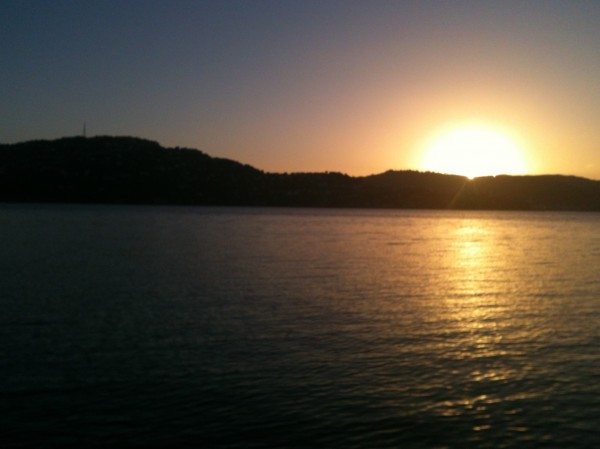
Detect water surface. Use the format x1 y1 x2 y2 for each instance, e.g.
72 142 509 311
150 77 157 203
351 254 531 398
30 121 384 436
1 205 599 448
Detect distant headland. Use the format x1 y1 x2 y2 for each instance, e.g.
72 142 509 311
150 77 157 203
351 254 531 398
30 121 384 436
1 136 599 211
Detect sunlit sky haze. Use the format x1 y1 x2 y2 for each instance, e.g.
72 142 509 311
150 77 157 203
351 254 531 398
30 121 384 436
2 1 600 178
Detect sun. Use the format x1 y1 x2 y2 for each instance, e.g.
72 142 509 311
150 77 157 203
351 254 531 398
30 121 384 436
420 124 527 179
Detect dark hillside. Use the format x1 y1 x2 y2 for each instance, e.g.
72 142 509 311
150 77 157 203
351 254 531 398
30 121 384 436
0 136 264 205
1 136 600 211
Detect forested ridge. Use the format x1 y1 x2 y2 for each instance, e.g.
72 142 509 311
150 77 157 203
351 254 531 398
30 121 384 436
2 136 600 211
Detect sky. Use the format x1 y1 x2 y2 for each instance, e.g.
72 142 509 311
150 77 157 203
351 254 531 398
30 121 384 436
2 0 600 178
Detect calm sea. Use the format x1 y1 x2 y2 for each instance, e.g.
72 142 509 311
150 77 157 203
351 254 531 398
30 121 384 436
1 205 600 448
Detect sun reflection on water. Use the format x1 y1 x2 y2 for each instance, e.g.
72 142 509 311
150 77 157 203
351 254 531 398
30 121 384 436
421 217 539 429
451 223 513 326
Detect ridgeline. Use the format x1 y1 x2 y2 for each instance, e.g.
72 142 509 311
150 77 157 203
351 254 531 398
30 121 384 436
1 136 600 211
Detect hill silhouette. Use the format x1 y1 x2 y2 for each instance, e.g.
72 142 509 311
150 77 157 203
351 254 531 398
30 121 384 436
1 136 600 211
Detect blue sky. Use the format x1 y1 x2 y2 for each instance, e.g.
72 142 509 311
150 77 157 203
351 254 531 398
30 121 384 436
2 0 600 177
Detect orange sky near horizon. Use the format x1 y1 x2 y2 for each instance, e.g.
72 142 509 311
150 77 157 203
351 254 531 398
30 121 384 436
2 1 600 179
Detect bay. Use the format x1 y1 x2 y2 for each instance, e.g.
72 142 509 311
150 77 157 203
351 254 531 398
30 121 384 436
1 205 599 448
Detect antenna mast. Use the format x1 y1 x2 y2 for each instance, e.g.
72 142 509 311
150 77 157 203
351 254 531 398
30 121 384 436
83 121 87 138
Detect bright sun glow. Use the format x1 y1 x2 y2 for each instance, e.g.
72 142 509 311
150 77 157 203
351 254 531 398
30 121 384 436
421 125 528 179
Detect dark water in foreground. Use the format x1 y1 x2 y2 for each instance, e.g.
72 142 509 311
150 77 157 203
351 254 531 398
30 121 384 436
1 205 600 448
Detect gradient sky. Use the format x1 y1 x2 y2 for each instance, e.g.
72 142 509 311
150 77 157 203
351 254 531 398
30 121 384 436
2 0 600 178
